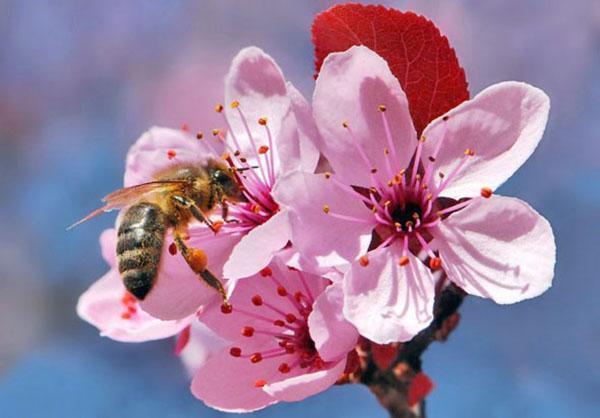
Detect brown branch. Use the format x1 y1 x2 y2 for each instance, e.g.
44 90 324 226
355 284 465 418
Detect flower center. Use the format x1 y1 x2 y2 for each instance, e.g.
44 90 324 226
391 201 423 232
221 267 327 387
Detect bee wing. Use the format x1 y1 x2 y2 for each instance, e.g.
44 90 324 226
67 180 187 230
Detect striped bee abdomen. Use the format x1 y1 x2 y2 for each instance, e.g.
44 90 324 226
117 202 166 300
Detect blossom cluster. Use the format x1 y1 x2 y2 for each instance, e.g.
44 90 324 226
78 45 555 411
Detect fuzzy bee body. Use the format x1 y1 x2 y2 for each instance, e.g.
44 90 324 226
71 158 244 302
117 202 166 300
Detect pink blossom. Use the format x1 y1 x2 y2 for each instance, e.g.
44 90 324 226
276 46 556 344
79 46 319 322
190 256 357 412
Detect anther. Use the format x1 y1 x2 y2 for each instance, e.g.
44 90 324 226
127 306 137 314
480 187 493 198
371 168 378 174
260 267 272 277
230 100 239 109
384 200 392 207
387 180 394 187
277 286 288 297
323 204 330 214
359 255 369 267
254 379 267 388
429 257 442 270
240 157 247 163
273 319 285 327
214 103 224 113
168 242 177 255
464 148 475 156
167 149 176 159
384 148 390 155
234 150 241 157
250 353 263 363
399 256 409 266
378 104 387 112
258 117 268 126
251 295 263 306
196 132 204 140
439 172 445 179
278 363 291 374
212 129 220 136
342 121 349 128
285 313 297 323
221 303 233 314
120 312 132 320
442 115 450 121
324 172 332 179
242 326 255 337
180 123 190 132
420 135 427 142
428 156 436 162
229 347 242 357
258 145 269 154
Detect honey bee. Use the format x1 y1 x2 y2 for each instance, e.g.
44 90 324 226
70 159 245 302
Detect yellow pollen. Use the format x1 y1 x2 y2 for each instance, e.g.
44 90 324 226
251 204 261 214
426 193 433 201
258 117 268 126
378 104 387 112
464 148 475 156
369 187 377 194
322 204 330 214
212 128 221 136
420 135 427 142
394 222 402 229
230 100 240 109
398 169 406 176
215 103 224 113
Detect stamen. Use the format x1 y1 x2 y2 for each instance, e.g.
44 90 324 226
359 255 369 267
230 347 242 357
254 379 266 388
429 257 442 270
481 187 493 198
214 103 224 113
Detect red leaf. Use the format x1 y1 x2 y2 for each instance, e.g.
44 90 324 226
312 3 469 135
407 372 434 407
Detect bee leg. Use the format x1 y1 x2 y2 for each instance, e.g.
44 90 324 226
174 233 228 303
172 195 218 233
220 199 238 223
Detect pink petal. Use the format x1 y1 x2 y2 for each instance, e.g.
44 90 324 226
263 360 346 402
308 282 358 362
432 195 555 304
223 210 291 279
99 228 117 267
286 82 321 173
124 126 218 187
224 47 298 177
139 226 241 320
190 348 278 412
273 171 373 268
77 269 190 342
313 46 416 187
422 82 550 199
179 322 228 377
343 246 435 344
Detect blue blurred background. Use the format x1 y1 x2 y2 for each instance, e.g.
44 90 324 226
1 1 598 416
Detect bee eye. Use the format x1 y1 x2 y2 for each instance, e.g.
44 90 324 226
213 170 232 185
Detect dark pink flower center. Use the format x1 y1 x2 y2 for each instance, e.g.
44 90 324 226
221 267 328 387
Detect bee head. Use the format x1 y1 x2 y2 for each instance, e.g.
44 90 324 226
210 167 243 201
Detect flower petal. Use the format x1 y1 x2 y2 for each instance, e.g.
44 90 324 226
224 47 296 177
124 126 217 187
343 246 435 344
308 282 358 362
223 210 291 279
77 269 190 342
99 228 117 267
286 81 321 173
190 348 278 412
432 195 555 304
273 171 373 268
139 226 241 320
179 322 228 377
422 82 550 199
263 360 346 402
313 45 416 187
